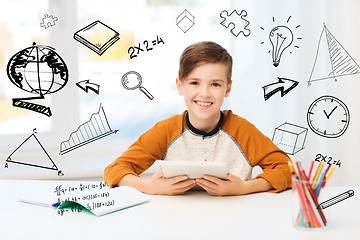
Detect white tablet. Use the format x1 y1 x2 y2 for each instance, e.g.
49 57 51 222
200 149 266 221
160 161 228 179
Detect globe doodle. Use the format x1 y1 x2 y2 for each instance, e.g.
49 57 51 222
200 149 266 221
6 42 68 116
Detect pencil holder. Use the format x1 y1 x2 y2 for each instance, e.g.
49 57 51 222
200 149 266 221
292 176 331 230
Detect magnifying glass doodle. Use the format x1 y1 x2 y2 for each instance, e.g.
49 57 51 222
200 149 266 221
121 71 154 100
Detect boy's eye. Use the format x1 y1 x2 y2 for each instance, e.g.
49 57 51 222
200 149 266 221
189 81 199 85
212 83 221 87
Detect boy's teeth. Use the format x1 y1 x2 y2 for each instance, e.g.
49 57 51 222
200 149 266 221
197 101 211 106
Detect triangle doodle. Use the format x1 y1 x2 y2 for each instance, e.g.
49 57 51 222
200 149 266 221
5 131 63 176
308 24 360 85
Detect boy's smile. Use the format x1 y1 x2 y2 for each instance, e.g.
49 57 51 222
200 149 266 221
194 100 212 108
176 63 232 132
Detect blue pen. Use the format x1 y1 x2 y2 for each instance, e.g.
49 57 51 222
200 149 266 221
52 202 61 208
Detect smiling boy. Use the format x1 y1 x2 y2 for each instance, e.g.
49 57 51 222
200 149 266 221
104 41 292 196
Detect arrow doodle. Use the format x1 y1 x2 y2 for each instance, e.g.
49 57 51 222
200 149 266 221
76 79 100 94
262 77 298 101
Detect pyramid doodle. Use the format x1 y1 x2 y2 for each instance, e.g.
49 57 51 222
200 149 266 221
308 24 360 85
5 131 63 176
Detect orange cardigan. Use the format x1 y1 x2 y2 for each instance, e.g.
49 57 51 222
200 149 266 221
104 110 292 192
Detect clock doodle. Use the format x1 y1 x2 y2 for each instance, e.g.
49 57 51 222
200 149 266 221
307 95 350 138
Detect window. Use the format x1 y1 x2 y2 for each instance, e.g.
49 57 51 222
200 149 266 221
0 0 50 136
76 0 232 140
0 0 231 177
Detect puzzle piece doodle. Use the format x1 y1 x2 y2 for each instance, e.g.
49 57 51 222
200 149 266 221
40 14 58 29
220 10 251 37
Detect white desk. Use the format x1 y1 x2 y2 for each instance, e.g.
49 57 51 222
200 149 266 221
0 180 359 240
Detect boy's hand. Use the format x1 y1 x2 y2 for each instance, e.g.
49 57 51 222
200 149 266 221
195 173 247 196
145 170 196 195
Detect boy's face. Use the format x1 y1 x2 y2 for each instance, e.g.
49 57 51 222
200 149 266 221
176 63 232 127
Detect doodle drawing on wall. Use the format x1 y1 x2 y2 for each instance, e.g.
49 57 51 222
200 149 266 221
219 10 251 37
317 190 354 210
76 79 100 95
262 77 298 101
59 104 118 155
7 42 68 117
176 9 195 33
40 14 58 29
5 128 64 176
121 71 154 100
74 20 120 56
308 24 360 85
272 122 308 155
307 95 350 138
260 16 301 67
128 36 165 59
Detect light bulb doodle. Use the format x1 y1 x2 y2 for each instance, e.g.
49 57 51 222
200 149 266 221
269 26 293 67
260 16 301 67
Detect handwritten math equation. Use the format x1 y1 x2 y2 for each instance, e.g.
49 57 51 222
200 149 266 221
315 153 341 168
87 199 115 211
56 191 110 203
52 182 115 216
57 204 84 216
128 35 165 59
54 182 106 196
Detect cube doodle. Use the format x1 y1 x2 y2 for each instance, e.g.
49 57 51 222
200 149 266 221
220 10 251 37
272 122 308 155
176 9 195 33
40 14 58 29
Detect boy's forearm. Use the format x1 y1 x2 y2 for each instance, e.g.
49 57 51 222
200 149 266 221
242 178 272 194
118 174 149 193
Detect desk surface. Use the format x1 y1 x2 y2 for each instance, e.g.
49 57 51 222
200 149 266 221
0 180 359 240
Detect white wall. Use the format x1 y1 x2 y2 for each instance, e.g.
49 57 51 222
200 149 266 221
1 0 360 187
231 0 360 186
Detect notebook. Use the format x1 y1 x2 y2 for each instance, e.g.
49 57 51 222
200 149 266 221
74 20 120 56
19 183 149 217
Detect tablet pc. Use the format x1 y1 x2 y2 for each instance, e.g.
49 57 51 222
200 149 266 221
160 161 228 179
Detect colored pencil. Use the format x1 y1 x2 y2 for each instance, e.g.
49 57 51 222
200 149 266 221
311 161 322 183
308 159 315 179
312 162 324 188
300 169 327 225
326 166 335 180
290 157 334 228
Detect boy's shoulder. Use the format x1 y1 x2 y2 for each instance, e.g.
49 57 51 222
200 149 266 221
223 110 253 128
152 111 187 131
222 110 261 137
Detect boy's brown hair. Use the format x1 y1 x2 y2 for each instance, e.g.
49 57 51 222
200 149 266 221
178 41 233 84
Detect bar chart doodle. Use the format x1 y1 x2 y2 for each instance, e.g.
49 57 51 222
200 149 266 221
308 24 360 85
5 128 64 176
59 104 118 155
